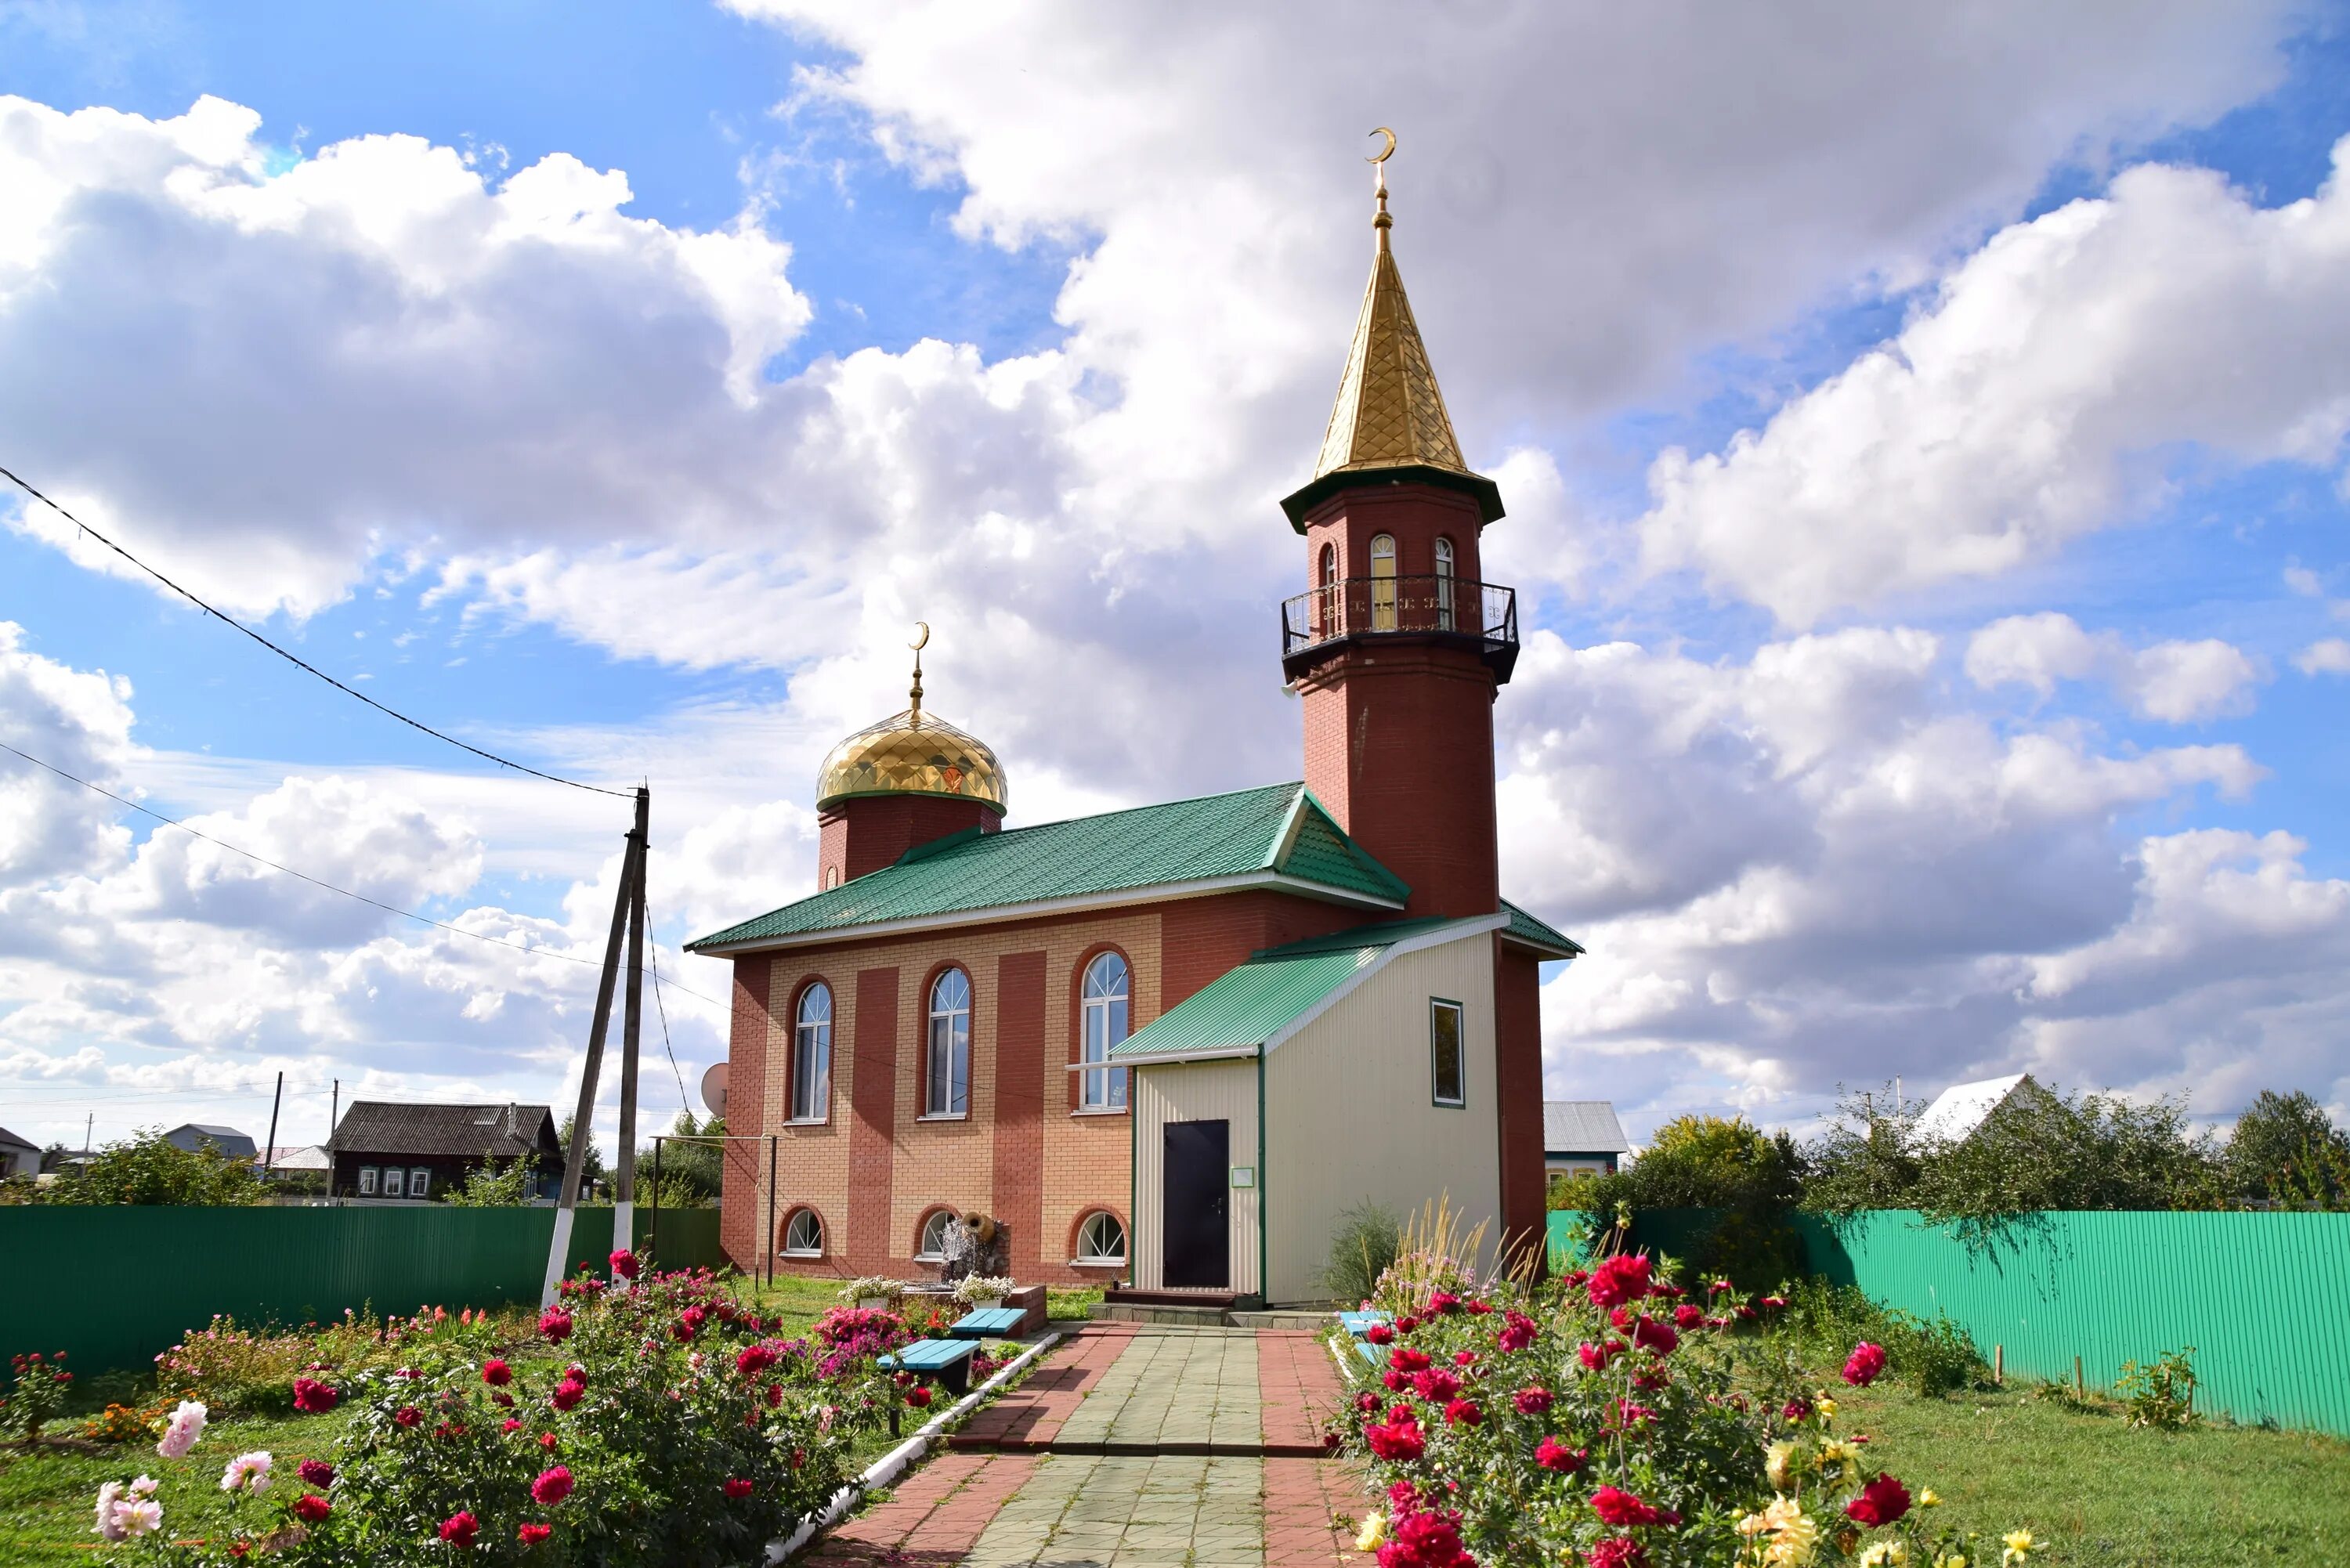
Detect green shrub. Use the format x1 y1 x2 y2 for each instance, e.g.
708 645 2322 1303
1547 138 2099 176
439 1156 537 1207
1320 1201 1400 1305
1773 1280 1987 1398
38 1129 266 1206
2117 1346 2199 1429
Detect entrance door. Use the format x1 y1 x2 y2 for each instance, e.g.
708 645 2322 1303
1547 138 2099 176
1162 1119 1229 1289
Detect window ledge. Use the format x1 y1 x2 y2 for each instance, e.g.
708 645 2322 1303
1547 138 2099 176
1070 1257 1126 1268
915 1113 970 1123
779 1249 822 1260
1069 1106 1130 1118
782 1117 830 1128
913 1252 945 1265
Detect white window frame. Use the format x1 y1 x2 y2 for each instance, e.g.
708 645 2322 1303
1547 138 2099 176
1074 1210 1127 1266
783 1209 823 1257
793 982 833 1122
357 1165 378 1195
382 1166 405 1198
1430 997 1466 1108
1370 533 1397 630
915 1209 953 1263
925 967 971 1118
1434 536 1456 631
1079 952 1131 1111
409 1167 430 1199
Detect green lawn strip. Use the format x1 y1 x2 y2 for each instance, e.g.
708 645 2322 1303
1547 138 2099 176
1836 1382 2350 1566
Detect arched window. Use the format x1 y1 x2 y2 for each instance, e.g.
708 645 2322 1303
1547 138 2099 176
1076 1210 1127 1266
926 967 971 1117
781 1208 823 1256
915 1209 954 1262
1080 952 1130 1110
792 982 832 1122
1316 544 1339 637
1434 536 1456 631
1370 533 1397 630
824 864 842 890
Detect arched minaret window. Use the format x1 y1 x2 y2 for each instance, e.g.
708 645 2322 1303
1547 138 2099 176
1317 544 1338 637
1370 533 1397 631
1434 536 1456 631
926 967 971 1117
793 983 832 1121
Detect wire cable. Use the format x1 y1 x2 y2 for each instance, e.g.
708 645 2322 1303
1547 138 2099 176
0 736 725 1011
0 463 630 797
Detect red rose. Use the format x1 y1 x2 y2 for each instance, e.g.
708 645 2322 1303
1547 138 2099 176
1846 1473 1911 1527
482 1359 513 1386
1782 1396 1813 1421
1498 1311 1539 1353
724 1478 754 1499
1364 1414 1425 1461
1577 1339 1623 1371
1356 1392 1383 1414
297 1460 334 1488
1443 1399 1482 1427
1466 1299 1493 1315
1383 1371 1408 1392
1583 1537 1649 1568
1411 1369 1462 1404
551 1379 585 1412
1586 1255 1654 1308
540 1432 559 1451
1842 1342 1888 1387
539 1309 573 1344
1513 1386 1553 1414
1365 1324 1396 1346
531 1465 574 1505
1535 1436 1585 1473
519 1523 553 1545
292 1494 331 1523
291 1378 338 1414
394 1407 421 1429
1631 1317 1679 1357
1590 1487 1679 1528
439 1511 479 1548
1390 1347 1432 1375
1673 1304 1706 1329
1427 1291 1462 1315
609 1248 639 1280
1452 1349 1478 1367
907 1386 934 1409
737 1344 777 1378
503 1418 523 1433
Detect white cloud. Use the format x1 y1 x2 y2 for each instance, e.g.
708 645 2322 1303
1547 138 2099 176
2294 638 2350 675
1643 141 2350 625
1965 612 2261 721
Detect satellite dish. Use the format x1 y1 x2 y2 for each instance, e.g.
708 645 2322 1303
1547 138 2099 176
701 1062 729 1121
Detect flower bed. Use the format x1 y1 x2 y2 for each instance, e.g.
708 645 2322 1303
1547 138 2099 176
1339 1252 2043 1568
76 1254 921 1566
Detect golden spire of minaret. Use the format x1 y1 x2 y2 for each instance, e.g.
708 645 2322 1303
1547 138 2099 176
1285 128 1502 529
907 620 927 721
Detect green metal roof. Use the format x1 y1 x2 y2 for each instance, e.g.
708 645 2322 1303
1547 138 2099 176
686 782 1409 952
1502 899 1584 958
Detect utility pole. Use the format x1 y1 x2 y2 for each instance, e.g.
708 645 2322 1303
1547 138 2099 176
83 1112 92 1156
262 1071 284 1176
540 786 649 1308
612 789 648 1283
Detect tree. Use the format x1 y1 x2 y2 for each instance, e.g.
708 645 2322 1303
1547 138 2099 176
41 1129 267 1206
638 1111 721 1209
1802 1085 1925 1218
1580 1115 1806 1285
442 1155 537 1207
557 1114 608 1196
2226 1090 2348 1206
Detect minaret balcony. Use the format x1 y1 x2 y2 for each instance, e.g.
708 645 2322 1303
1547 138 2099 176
1280 575 1519 685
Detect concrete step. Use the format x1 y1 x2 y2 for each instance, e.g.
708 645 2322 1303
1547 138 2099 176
1227 1309 1339 1330
1087 1302 1235 1326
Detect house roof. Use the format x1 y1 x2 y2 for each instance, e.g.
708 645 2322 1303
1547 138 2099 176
1108 912 1506 1065
1502 901 1583 959
263 1145 332 1172
164 1124 257 1158
1543 1100 1629 1155
331 1102 556 1160
1911 1074 2044 1147
687 782 1412 953
0 1125 37 1154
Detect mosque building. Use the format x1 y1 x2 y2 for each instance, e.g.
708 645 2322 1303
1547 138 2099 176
686 160 1580 1305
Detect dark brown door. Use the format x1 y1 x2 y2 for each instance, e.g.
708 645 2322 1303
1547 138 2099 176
1162 1119 1229 1289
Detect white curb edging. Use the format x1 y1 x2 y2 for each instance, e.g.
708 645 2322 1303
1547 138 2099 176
766 1330 1067 1563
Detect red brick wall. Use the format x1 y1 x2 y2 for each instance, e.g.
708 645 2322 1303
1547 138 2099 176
848 966 901 1274
1157 890 1367 1013
1493 938 1546 1277
818 794 998 889
992 950 1047 1277
718 955 772 1270
1299 481 1486 586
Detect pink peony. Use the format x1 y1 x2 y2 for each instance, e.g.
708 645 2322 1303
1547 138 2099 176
1426 1291 1462 1315
1389 1347 1433 1375
1583 1537 1649 1568
1365 1323 1396 1345
1590 1487 1680 1528
1577 1339 1624 1371
1497 1311 1539 1353
1673 1303 1707 1329
906 1386 933 1409
1364 1414 1425 1461
156 1400 208 1460
1843 1341 1889 1386
393 1407 421 1429
1585 1255 1654 1308
550 1379 585 1412
1630 1317 1679 1357
1410 1368 1462 1404
531 1465 574 1505
737 1344 778 1378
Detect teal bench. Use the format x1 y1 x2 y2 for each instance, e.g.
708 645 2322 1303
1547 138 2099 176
950 1306 1025 1340
1337 1310 1391 1338
879 1337 982 1396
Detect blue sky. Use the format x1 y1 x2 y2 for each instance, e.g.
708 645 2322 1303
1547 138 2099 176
2 1 2347 1150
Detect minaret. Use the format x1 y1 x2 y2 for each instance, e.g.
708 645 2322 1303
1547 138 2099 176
1278 138 1514 921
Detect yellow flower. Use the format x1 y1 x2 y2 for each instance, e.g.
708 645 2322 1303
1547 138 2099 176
1764 1511 1820 1567
1737 1511 1773 1539
1932 1556 1968 1568
1766 1439 1800 1489
1761 1495 1806 1533
1918 1490 1941 1508
1354 1512 1386 1552
2001 1530 2042 1566
1816 1438 1861 1483
1859 1545 1910 1568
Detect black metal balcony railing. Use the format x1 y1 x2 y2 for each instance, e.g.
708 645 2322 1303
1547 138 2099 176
1280 574 1520 682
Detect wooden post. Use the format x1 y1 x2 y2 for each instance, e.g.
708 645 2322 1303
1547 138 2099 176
766 1134 779 1292
262 1071 284 1177
1994 1344 2004 1386
611 786 649 1284
2074 1355 2084 1396
540 797 646 1308
649 1135 663 1270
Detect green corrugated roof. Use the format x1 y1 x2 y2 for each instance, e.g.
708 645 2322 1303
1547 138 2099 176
1106 945 1383 1060
686 782 1408 952
1501 899 1583 957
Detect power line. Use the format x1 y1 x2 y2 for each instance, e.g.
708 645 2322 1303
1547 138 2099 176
649 944 692 1114
0 462 630 798
0 737 725 1012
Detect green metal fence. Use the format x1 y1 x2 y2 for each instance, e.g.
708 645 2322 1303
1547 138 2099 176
1544 1207 2350 1436
0 1205 725 1378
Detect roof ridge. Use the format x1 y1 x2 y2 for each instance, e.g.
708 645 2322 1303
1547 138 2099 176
977 779 1303 844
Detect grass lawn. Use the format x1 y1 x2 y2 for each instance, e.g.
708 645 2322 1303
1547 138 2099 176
1837 1381 2350 1565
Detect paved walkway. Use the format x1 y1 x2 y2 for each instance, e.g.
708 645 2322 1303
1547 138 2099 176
822 1326 1361 1567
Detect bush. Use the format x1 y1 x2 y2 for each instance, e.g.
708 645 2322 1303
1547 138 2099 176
38 1130 266 1206
1320 1201 1401 1306
1581 1116 1806 1283
1774 1281 1986 1398
439 1157 537 1207
2117 1346 2198 1430
2228 1090 2350 1209
1337 1252 2037 1567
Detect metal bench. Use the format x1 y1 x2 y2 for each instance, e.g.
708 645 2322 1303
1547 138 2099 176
879 1336 982 1395
1336 1310 1392 1339
950 1306 1026 1340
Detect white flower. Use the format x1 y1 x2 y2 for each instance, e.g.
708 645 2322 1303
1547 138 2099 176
116 1498 164 1538
93 1482 127 1541
156 1400 208 1460
128 1476 159 1498
219 1451 273 1493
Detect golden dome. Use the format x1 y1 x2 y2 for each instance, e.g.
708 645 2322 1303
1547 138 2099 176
814 708 1007 818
